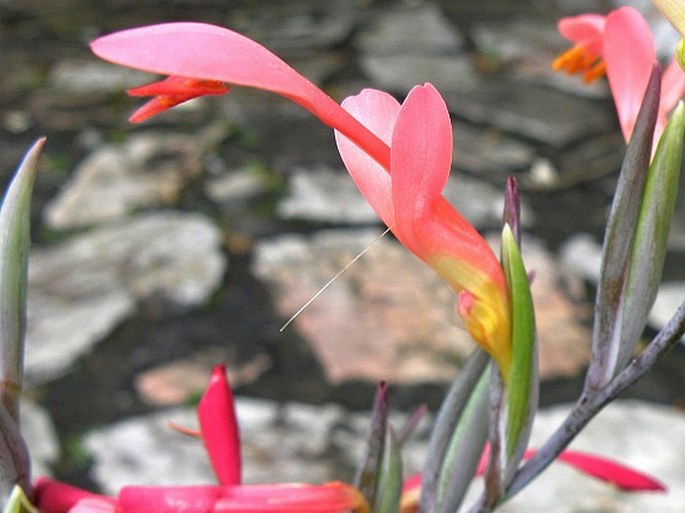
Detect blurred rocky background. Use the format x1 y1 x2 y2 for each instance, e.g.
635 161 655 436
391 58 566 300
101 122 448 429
2 0 685 511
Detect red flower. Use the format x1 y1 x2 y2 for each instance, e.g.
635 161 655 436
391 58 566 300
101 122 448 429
34 366 369 513
553 6 685 143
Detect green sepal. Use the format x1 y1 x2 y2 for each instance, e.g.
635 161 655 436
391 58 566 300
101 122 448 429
3 487 38 513
501 224 537 477
617 102 685 370
0 138 44 421
677 39 685 71
420 349 489 513
372 427 403 513
585 66 660 391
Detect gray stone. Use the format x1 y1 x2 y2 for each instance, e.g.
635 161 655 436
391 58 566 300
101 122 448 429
277 165 380 224
204 168 269 207
560 233 603 284
20 400 59 479
44 128 225 230
649 282 685 338
452 123 535 177
48 59 153 94
446 80 614 148
25 212 226 385
357 3 473 94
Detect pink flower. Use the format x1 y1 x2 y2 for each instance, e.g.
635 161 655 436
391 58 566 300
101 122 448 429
34 366 369 513
334 85 510 374
553 6 685 143
90 23 511 374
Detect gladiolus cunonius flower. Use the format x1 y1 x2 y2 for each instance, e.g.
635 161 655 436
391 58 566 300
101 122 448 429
553 6 685 143
90 23 512 375
34 365 369 513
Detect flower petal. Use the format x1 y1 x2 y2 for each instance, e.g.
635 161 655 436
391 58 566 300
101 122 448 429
119 486 220 513
198 365 241 485
335 89 400 230
390 83 453 253
33 478 114 513
213 483 369 513
557 14 606 55
604 7 657 141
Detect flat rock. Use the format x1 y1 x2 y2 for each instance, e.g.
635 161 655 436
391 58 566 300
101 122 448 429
649 282 685 339
357 3 474 94
277 165 379 224
560 233 603 284
48 59 153 94
25 212 226 385
20 400 59 479
445 80 614 148
252 229 477 384
44 128 224 230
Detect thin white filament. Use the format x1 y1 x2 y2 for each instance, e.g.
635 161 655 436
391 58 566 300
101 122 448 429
279 228 390 332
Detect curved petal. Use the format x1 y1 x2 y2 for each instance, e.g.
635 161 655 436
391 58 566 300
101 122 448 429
198 365 241 485
558 14 606 55
334 89 400 229
90 23 390 168
604 7 657 141
390 83 453 253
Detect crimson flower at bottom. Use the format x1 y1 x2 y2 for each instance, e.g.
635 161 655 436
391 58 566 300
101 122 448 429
33 365 369 513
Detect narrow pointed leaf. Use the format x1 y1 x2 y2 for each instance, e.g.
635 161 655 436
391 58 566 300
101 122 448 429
373 428 403 513
617 102 685 370
585 66 660 392
0 138 44 420
501 224 537 483
435 364 490 513
420 349 489 513
354 382 388 506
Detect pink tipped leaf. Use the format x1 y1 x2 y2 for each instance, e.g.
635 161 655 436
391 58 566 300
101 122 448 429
198 365 241 485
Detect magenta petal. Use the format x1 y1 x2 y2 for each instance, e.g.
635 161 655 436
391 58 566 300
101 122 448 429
119 487 221 513
556 450 666 492
604 7 656 141
390 83 453 250
68 499 118 513
33 477 113 513
198 365 241 485
335 89 400 229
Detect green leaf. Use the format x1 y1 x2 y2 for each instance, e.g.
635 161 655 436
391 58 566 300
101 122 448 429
585 67 661 391
0 138 45 421
420 349 489 513
373 427 403 513
501 224 537 481
617 102 685 371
